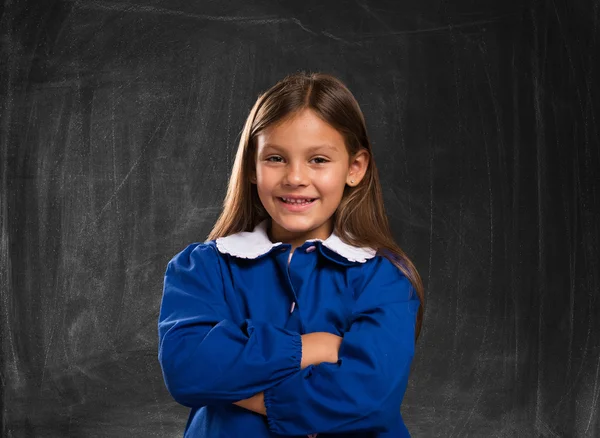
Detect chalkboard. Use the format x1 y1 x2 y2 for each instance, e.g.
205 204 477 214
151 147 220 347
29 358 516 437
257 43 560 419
2 0 599 436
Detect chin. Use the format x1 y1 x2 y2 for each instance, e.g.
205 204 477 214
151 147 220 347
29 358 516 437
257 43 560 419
276 213 329 231
274 216 315 232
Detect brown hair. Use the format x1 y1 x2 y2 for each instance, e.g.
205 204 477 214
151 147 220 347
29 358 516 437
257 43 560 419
207 71 425 340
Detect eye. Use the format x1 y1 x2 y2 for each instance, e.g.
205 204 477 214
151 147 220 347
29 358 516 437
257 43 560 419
311 157 329 164
266 156 284 163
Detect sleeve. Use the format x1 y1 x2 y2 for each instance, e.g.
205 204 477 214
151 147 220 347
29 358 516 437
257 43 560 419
158 243 303 408
263 256 420 435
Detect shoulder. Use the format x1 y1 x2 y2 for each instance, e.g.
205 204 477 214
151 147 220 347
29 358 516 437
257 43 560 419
166 241 222 272
349 254 416 302
350 253 407 281
163 241 229 291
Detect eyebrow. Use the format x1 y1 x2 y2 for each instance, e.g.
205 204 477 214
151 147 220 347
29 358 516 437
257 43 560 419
262 143 340 153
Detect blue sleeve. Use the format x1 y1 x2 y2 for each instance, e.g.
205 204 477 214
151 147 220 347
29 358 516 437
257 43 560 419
158 243 302 408
263 256 420 435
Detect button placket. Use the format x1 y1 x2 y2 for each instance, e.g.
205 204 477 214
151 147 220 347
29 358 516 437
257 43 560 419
281 243 318 331
275 246 305 332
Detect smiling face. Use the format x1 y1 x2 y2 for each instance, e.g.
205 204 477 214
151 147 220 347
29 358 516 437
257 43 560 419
252 109 368 249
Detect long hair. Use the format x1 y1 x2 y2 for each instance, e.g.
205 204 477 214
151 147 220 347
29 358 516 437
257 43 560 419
207 71 425 340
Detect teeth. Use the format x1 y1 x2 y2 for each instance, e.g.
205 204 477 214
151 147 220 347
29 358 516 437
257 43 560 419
281 197 314 204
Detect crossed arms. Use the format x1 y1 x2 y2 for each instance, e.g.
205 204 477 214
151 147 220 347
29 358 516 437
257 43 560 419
232 331 343 415
158 243 419 435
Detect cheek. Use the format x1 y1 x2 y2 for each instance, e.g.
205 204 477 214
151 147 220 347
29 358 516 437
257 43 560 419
255 167 277 195
317 170 347 196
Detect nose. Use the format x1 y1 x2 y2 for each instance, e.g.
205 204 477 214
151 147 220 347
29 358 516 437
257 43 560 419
283 161 309 186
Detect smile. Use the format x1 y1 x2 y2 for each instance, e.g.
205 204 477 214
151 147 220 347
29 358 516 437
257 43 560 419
279 197 316 204
277 197 317 212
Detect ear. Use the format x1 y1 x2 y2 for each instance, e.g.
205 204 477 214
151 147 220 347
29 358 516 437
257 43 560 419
346 149 369 187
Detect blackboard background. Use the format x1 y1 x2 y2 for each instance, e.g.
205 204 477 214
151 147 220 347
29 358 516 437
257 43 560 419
2 0 599 436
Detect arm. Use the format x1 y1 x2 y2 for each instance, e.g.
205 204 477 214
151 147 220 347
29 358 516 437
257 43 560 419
158 243 303 408
263 257 421 436
233 332 343 414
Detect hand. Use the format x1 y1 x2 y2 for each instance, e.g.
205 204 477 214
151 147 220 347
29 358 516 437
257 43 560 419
300 332 343 369
233 392 266 415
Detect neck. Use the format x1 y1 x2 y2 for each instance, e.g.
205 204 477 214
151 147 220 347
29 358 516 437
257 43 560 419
267 218 333 252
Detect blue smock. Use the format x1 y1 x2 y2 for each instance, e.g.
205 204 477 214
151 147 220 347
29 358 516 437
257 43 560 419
158 220 420 437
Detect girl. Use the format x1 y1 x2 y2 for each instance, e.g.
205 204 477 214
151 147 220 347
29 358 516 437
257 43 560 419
158 72 425 437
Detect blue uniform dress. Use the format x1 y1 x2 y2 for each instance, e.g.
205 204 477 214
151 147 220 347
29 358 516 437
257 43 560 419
158 219 420 438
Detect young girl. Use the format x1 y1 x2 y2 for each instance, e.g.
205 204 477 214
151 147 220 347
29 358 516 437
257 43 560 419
158 72 425 437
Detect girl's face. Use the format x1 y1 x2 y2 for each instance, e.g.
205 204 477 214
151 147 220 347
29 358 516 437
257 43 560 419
253 109 368 248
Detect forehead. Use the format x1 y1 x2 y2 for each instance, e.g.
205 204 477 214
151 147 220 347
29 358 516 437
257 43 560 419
256 110 346 152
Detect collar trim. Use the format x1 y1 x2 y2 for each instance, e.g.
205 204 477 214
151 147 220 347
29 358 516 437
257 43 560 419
214 220 377 263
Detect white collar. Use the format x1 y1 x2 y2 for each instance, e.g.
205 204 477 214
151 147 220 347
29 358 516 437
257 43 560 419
213 219 377 263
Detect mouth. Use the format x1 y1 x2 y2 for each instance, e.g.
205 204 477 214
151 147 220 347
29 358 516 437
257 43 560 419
277 197 318 212
278 197 317 205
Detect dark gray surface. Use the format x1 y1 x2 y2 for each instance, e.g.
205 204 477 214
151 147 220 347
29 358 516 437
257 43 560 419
1 0 599 436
